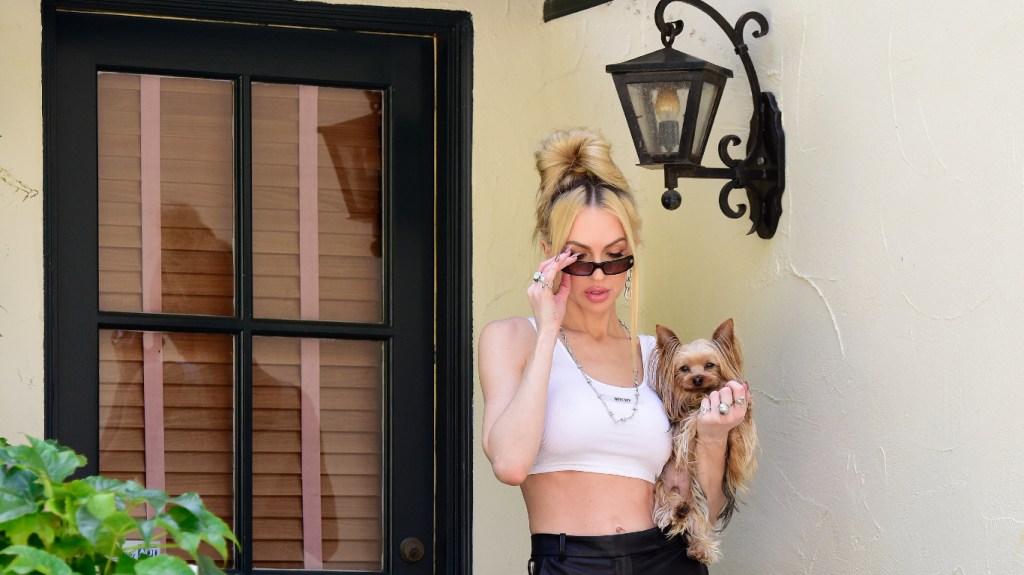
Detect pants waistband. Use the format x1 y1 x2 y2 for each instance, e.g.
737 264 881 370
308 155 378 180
530 527 675 559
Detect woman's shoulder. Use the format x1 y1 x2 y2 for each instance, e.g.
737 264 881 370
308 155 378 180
478 317 537 383
479 316 537 350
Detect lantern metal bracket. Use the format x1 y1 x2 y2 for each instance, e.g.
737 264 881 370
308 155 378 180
654 0 785 239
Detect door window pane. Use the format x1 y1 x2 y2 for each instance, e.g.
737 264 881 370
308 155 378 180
252 336 383 571
251 83 384 323
98 73 236 316
99 329 235 567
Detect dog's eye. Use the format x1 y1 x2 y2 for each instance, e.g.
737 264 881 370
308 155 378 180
705 362 715 369
680 366 690 373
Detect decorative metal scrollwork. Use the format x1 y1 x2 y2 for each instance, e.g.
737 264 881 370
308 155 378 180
652 0 785 238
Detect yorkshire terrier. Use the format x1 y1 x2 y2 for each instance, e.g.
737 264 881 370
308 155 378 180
651 318 758 565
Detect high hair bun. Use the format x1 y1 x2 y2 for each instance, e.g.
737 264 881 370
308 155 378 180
534 128 631 206
530 128 644 359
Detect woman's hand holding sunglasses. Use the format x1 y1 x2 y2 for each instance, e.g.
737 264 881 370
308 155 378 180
527 248 579 335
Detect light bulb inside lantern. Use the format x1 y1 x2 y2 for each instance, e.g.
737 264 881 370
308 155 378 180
653 86 681 153
654 88 680 120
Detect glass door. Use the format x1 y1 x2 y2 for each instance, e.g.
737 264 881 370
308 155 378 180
50 11 436 573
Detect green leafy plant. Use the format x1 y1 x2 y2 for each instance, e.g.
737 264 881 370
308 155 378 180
0 436 237 574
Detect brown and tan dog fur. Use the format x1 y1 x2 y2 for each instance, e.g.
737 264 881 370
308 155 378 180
651 318 757 564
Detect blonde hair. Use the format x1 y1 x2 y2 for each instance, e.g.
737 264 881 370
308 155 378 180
533 128 643 347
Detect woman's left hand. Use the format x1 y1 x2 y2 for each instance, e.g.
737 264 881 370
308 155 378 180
695 380 750 444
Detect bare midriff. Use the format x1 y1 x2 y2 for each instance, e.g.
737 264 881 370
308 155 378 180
521 471 656 535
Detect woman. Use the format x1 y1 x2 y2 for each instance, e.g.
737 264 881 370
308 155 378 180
479 128 750 574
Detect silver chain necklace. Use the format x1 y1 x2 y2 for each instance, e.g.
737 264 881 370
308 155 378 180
558 321 640 423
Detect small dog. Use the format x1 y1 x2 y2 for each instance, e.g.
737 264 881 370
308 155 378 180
651 318 757 565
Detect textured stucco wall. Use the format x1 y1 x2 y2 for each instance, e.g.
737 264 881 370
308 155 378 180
0 1 45 441
635 1 1024 572
3 0 1024 573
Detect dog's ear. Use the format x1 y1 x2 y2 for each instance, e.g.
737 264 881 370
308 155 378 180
656 324 679 349
711 318 735 349
712 318 744 378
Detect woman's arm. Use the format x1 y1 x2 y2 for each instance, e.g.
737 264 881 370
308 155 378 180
693 380 750 524
480 249 579 486
479 318 557 485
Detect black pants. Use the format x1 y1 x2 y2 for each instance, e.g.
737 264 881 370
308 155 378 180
528 527 709 575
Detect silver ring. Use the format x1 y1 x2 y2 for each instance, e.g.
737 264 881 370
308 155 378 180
532 271 545 283
718 403 730 415
699 405 710 415
735 396 746 408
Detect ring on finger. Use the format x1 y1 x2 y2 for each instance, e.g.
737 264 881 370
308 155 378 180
735 396 747 407
531 272 552 290
699 404 710 415
718 402 730 415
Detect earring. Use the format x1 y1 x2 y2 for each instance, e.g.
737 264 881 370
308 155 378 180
624 270 632 301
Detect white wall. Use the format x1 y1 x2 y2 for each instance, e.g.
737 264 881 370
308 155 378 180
3 0 1024 572
0 1 45 441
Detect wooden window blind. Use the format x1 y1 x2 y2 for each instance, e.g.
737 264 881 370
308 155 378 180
98 72 235 317
98 329 235 566
251 83 383 323
252 337 383 570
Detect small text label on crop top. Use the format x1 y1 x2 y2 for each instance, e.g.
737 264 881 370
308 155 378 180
612 397 633 403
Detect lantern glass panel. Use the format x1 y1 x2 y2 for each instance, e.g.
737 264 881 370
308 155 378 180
626 81 690 156
692 81 720 160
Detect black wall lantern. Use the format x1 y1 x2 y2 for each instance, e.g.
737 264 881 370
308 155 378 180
607 0 785 238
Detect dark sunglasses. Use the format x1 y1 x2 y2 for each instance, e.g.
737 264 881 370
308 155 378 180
562 255 634 277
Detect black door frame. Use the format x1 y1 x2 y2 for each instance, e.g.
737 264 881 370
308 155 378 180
41 1 473 572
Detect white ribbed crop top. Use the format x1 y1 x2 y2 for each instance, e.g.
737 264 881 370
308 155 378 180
526 318 672 484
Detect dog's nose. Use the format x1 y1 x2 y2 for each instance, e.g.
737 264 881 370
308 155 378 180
693 375 703 386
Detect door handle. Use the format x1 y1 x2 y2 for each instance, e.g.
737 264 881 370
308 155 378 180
399 537 425 563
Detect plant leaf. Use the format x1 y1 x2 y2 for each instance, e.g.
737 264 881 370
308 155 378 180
27 437 86 483
86 492 116 520
82 476 124 493
101 511 139 540
84 477 168 513
67 554 99 575
1 545 75 575
113 552 138 574
154 515 184 555
163 505 203 556
67 478 96 499
133 554 195 575
75 503 104 545
0 465 41 498
0 490 37 524
48 533 92 562
167 493 205 518
0 512 59 547
135 518 156 543
195 553 226 575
